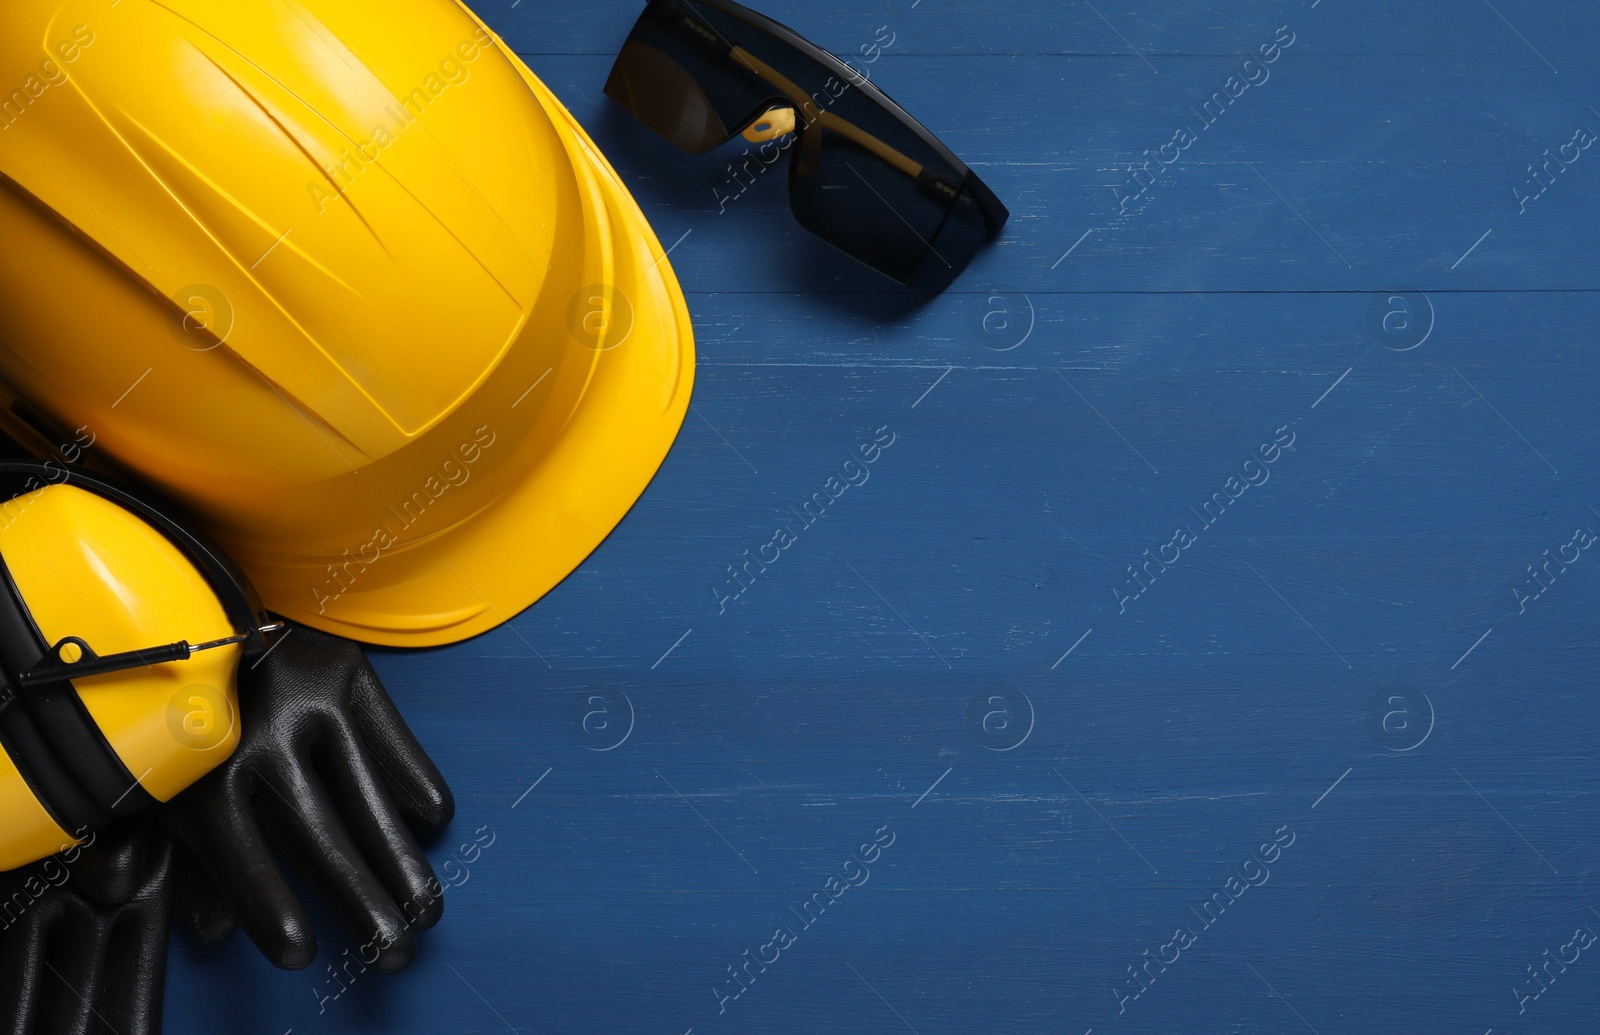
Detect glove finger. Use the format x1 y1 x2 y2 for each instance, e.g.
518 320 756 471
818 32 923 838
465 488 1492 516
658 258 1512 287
316 719 444 936
0 884 58 1035
38 910 111 1035
162 775 317 970
95 834 174 1035
169 838 236 946
260 757 421 973
348 656 455 835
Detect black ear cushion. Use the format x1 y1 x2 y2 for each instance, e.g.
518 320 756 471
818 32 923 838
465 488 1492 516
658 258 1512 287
0 557 152 822
0 687 108 842
0 554 46 680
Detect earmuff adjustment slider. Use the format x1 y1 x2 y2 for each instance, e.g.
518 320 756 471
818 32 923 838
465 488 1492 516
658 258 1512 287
19 625 280 690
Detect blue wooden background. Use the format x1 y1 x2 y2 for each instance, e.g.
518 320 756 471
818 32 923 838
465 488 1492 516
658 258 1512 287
166 2 1600 1033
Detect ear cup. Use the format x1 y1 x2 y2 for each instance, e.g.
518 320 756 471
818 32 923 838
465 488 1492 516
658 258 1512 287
0 463 262 870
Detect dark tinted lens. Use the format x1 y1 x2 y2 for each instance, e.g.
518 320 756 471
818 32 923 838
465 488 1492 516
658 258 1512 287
786 106 977 286
606 0 997 284
606 0 787 153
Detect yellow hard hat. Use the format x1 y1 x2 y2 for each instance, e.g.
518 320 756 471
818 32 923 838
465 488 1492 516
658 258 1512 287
0 463 273 871
0 0 694 646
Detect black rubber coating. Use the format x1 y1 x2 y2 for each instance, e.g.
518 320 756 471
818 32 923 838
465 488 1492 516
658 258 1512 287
160 624 456 973
0 814 185 1035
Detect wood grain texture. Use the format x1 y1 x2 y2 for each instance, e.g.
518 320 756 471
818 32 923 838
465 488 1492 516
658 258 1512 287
164 2 1600 1033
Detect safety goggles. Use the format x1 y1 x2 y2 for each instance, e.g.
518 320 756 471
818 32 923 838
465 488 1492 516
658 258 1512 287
605 0 1008 289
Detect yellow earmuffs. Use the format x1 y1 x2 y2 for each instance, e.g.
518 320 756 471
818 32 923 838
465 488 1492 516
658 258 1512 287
0 461 276 871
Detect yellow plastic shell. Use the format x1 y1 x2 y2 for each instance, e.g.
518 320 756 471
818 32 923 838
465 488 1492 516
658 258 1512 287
0 748 74 872
0 485 242 803
0 0 693 646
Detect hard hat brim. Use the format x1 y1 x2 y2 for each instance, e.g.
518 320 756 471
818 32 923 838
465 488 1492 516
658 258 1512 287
260 47 695 648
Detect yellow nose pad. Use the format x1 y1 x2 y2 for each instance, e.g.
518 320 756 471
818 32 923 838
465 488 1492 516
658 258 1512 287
741 106 796 143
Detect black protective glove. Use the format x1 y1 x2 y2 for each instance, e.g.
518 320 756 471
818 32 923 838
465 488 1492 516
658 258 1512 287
0 815 175 1035
161 623 455 973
